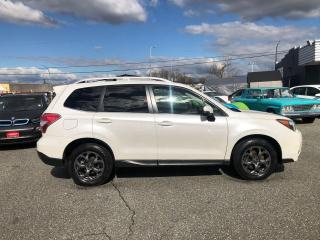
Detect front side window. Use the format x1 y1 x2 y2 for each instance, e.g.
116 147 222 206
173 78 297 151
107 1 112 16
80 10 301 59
232 89 244 98
64 86 102 111
292 87 306 95
103 85 149 113
246 89 262 99
152 86 224 116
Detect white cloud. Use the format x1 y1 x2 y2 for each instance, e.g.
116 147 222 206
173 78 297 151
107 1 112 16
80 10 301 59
170 0 320 20
19 0 147 24
0 0 56 26
185 21 320 73
0 67 77 83
1 0 147 26
185 21 319 54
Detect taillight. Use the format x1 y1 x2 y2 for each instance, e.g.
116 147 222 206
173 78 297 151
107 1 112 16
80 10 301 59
40 113 61 133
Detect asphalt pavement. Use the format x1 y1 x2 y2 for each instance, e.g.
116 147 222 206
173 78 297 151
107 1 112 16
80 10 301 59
0 121 319 240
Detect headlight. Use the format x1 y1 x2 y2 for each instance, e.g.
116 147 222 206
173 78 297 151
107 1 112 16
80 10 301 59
282 106 294 113
312 104 320 110
277 119 296 131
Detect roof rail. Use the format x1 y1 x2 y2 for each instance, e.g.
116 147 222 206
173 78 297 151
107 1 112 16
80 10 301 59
75 77 172 84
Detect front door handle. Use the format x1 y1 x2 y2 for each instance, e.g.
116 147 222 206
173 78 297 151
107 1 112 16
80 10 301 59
97 118 112 124
158 121 173 126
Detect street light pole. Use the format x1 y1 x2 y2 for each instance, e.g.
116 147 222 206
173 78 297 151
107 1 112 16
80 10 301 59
275 40 280 70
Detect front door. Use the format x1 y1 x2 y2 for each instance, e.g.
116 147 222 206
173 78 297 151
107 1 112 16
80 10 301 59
151 85 228 161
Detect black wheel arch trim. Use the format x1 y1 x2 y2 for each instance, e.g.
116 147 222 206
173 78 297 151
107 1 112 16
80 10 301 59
231 134 283 164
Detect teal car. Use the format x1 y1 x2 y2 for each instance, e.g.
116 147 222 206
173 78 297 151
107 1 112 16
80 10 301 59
230 87 320 123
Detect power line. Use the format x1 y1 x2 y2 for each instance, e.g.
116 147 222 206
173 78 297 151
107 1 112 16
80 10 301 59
0 51 288 76
0 49 289 71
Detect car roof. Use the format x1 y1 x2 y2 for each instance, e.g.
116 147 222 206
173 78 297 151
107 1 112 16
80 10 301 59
0 93 45 98
66 76 187 90
246 87 288 90
291 85 320 88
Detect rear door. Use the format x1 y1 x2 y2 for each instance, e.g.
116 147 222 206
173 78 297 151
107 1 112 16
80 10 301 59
93 85 157 161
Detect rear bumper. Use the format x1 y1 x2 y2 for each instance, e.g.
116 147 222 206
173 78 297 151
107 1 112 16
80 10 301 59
37 151 63 167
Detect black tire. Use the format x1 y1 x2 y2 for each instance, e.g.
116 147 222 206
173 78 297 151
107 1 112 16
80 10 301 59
68 143 114 186
232 138 278 180
302 117 315 123
267 108 275 113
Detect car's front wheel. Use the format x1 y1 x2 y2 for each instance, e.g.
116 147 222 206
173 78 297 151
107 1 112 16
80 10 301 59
68 143 114 186
232 138 277 180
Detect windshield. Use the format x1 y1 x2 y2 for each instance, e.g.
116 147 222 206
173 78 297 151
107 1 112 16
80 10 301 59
263 88 294 98
0 95 46 112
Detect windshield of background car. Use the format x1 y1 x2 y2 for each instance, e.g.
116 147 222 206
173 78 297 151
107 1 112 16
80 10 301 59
0 96 45 112
263 88 294 98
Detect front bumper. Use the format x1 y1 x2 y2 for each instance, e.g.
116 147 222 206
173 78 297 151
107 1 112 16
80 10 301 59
282 111 320 118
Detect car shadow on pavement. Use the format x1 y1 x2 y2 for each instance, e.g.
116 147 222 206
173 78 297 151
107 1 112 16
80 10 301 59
0 142 36 151
116 165 227 178
51 166 70 179
50 165 244 180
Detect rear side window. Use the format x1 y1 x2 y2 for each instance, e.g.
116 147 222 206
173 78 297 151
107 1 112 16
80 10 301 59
306 87 320 96
64 87 102 111
103 85 149 113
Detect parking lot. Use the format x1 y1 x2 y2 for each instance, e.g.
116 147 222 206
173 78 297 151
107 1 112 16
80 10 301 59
0 121 319 240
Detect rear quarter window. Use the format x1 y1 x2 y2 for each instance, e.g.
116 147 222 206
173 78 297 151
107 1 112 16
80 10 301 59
64 86 103 111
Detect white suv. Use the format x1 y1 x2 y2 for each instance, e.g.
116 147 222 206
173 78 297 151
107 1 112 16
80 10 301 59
37 77 302 186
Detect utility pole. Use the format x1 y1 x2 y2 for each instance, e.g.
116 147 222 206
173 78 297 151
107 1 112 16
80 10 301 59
275 40 280 70
149 46 156 76
248 61 255 72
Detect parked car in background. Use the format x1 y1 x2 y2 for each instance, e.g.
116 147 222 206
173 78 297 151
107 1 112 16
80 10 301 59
37 77 302 186
0 93 48 144
230 87 320 123
290 85 320 99
205 91 249 110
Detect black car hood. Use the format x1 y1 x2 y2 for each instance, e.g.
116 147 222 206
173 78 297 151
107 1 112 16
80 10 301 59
0 109 44 120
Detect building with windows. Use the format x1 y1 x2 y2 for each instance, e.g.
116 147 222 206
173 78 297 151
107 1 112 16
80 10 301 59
276 40 320 87
0 83 52 94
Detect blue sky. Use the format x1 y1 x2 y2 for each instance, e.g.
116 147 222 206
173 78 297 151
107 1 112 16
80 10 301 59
0 0 320 82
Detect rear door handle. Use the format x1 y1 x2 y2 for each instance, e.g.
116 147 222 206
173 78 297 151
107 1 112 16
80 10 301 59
97 118 112 124
158 121 173 126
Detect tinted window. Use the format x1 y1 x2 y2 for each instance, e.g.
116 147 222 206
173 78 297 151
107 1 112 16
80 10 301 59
246 89 261 99
64 87 102 111
0 95 45 112
306 87 320 96
152 86 224 116
103 85 148 113
292 87 306 95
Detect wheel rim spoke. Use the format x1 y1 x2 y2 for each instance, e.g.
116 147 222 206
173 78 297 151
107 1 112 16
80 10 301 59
241 146 271 177
74 151 105 183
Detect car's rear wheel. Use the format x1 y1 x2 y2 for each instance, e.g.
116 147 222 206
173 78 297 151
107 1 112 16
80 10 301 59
68 143 114 186
302 117 315 123
232 138 277 180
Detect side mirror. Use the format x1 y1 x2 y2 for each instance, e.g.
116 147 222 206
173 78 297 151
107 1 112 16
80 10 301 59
202 105 215 122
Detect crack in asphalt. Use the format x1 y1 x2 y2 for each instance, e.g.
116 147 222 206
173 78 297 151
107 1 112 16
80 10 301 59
112 181 136 240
